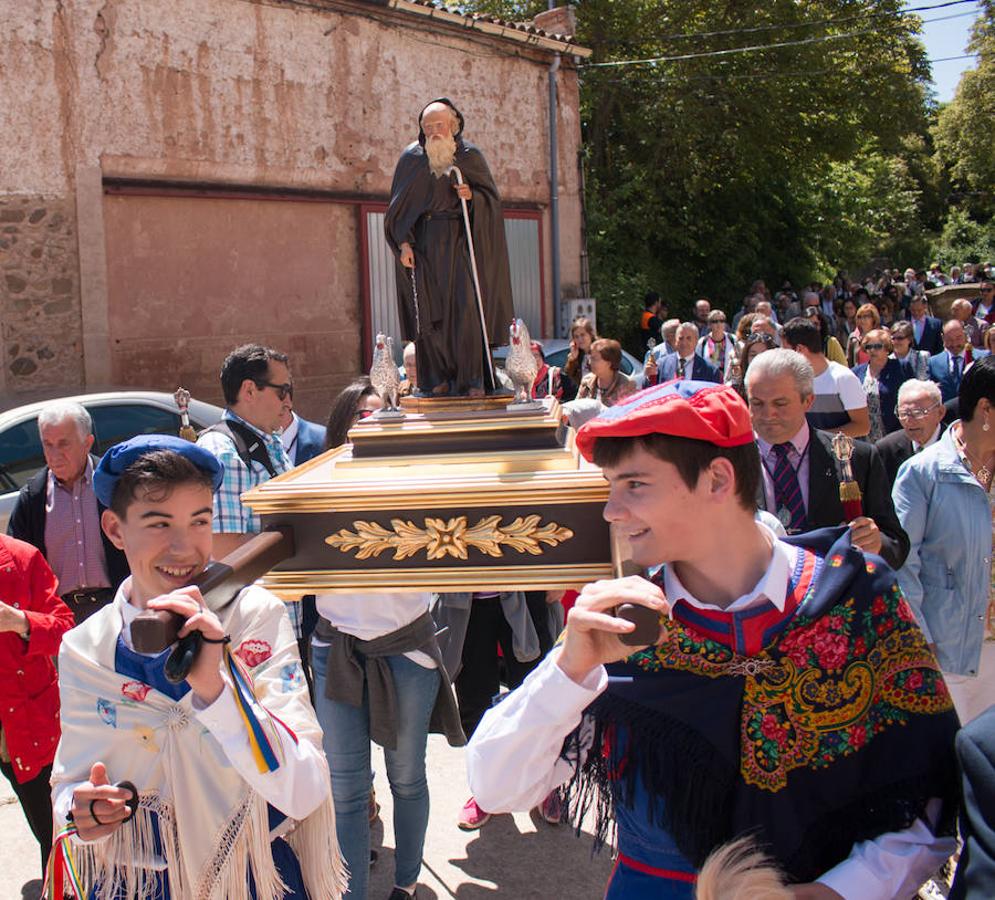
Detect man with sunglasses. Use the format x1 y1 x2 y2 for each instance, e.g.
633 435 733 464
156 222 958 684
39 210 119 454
875 380 947 486
197 343 293 559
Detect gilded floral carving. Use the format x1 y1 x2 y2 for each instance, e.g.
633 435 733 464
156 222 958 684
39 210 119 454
325 514 574 561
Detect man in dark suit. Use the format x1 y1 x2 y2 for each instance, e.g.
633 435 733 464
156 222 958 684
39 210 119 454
7 402 129 623
746 348 909 570
907 294 943 355
642 321 721 386
951 704 995 899
280 408 328 466
929 319 988 401
875 378 947 485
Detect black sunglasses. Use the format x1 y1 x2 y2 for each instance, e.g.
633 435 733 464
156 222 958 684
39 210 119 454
745 332 776 346
863 343 886 351
255 380 294 400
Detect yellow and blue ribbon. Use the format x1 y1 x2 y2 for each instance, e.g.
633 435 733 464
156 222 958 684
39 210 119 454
224 646 281 773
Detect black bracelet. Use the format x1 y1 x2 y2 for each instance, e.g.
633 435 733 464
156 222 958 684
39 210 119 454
89 798 108 826
200 634 231 645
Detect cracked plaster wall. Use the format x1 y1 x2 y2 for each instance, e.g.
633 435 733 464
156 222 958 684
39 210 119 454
0 0 584 407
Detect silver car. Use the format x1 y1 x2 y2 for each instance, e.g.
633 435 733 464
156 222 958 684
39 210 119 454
0 391 223 532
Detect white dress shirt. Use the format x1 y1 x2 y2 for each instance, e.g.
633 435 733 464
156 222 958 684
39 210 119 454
912 422 943 453
280 411 300 464
466 527 955 899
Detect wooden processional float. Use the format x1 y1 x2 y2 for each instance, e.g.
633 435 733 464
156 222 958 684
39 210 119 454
131 364 649 676
241 393 621 598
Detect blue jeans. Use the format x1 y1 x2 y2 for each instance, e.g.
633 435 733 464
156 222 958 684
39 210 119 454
311 644 439 899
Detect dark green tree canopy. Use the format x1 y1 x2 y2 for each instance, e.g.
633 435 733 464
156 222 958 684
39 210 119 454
463 1 982 342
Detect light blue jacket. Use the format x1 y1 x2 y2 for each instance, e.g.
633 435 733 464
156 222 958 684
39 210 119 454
893 425 993 676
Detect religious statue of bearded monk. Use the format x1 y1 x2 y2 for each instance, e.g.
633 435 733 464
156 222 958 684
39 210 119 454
385 98 514 397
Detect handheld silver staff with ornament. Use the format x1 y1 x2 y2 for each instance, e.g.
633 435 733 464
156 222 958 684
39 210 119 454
174 387 197 443
830 432 864 520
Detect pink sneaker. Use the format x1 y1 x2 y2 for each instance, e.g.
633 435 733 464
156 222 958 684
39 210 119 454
457 796 492 831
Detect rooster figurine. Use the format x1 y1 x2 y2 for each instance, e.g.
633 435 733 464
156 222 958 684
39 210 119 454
506 318 538 406
370 333 401 413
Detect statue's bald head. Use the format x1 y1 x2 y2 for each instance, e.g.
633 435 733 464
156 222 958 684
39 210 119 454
421 102 460 137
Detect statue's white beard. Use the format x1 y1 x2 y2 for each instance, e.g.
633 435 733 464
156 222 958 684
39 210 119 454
426 133 457 178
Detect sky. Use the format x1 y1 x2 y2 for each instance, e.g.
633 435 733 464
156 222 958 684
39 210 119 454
914 0 983 102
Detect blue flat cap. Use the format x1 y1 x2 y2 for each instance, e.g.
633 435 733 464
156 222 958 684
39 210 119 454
94 434 224 507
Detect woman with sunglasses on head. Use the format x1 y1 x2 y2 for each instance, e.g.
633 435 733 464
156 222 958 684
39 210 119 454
853 328 909 440
846 303 881 368
312 377 465 900
890 321 931 380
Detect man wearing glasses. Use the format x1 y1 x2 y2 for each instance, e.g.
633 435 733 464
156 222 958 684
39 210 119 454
197 343 293 559
876 380 947 486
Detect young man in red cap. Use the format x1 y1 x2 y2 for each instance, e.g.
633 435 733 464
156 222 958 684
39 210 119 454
466 380 959 899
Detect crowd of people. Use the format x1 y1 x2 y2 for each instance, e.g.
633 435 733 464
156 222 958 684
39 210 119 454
2 262 995 899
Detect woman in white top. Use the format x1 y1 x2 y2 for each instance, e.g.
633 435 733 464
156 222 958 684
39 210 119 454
311 378 453 900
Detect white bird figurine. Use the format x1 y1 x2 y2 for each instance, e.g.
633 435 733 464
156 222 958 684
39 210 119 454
370 333 401 412
505 318 538 405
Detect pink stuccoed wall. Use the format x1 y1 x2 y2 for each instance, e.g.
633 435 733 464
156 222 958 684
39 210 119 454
0 0 586 419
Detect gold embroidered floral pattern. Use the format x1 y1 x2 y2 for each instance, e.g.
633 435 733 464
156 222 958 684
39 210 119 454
629 584 952 794
742 586 951 791
631 615 738 678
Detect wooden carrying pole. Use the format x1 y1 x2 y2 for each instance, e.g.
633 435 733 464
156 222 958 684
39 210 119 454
130 527 295 682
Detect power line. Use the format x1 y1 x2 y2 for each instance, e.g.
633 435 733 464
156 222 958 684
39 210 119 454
586 53 979 86
594 0 979 45
582 10 979 69
930 53 981 63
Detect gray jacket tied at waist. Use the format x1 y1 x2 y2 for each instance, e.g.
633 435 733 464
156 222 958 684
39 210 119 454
314 610 466 749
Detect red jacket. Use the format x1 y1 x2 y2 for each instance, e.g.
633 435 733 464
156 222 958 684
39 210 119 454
0 535 73 783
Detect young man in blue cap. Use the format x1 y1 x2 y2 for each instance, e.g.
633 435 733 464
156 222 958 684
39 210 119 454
467 380 959 899
47 435 344 899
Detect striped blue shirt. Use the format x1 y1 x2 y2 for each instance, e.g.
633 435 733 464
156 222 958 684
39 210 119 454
196 410 291 535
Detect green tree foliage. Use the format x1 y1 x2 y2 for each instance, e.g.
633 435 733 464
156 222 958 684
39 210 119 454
463 2 953 342
933 1 995 247
931 207 995 265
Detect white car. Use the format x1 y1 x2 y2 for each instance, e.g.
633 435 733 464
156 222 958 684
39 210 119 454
0 391 223 532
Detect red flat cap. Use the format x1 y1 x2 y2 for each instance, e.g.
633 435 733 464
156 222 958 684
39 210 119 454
575 379 754 462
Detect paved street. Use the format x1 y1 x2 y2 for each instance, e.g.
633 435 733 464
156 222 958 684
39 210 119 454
0 734 612 899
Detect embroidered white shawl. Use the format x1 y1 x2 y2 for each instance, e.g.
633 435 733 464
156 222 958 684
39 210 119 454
52 585 345 899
